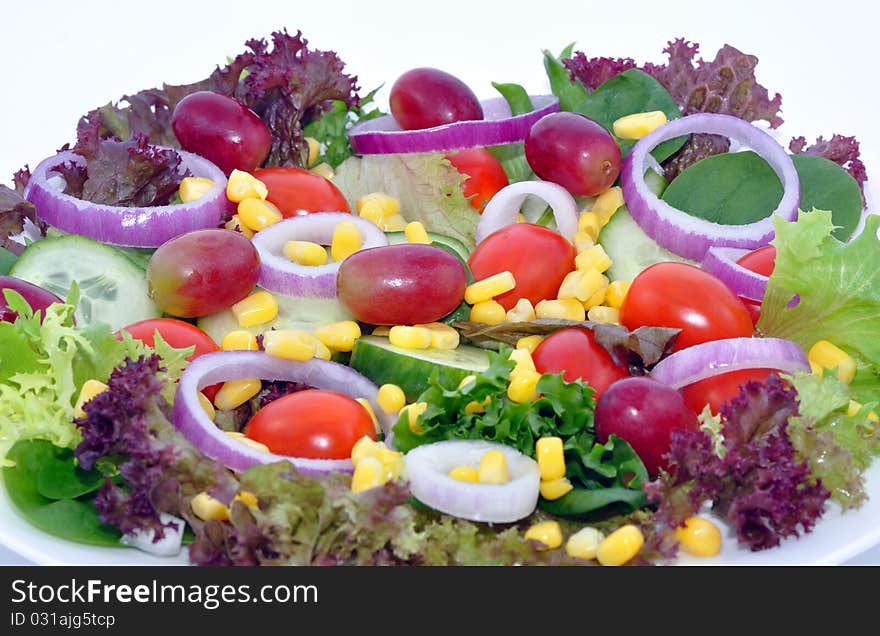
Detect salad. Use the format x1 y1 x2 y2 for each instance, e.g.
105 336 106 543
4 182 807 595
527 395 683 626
0 28 878 567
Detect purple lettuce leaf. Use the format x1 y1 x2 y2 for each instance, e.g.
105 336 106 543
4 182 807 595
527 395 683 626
0 185 43 254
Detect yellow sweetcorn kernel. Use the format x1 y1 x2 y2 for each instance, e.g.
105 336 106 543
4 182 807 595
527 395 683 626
310 163 335 180
231 291 278 327
808 340 856 384
516 213 526 223
524 521 563 550
507 368 541 403
506 298 536 323
178 176 215 203
226 169 268 203
198 392 216 421
516 334 544 353
577 211 601 241
605 280 631 309
674 516 722 558
221 330 259 351
596 524 645 566
371 325 392 337
847 400 879 422
311 337 333 361
809 360 824 376
404 221 431 244
314 320 362 352
478 450 510 484
224 214 255 239
213 379 262 411
73 379 109 419
508 347 536 374
587 305 620 324
389 325 433 350
540 477 574 500
464 397 491 414
582 282 609 311
238 198 283 231
534 298 586 322
465 271 517 305
355 398 380 434
191 493 230 522
382 214 408 232
558 268 609 303
283 240 328 266
305 137 321 167
415 322 460 350
358 202 386 227
565 527 604 560
572 230 596 253
351 456 387 493
351 436 404 481
613 110 668 140
225 431 270 453
234 491 259 509
376 384 406 413
262 329 317 361
401 402 428 433
469 299 506 325
575 244 613 273
535 436 565 481
330 221 363 262
590 186 625 226
448 466 480 483
357 192 401 218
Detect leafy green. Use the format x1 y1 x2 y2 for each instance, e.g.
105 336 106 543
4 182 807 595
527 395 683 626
0 246 17 275
487 142 533 183
543 45 590 113
792 155 863 241
303 85 386 168
491 81 533 116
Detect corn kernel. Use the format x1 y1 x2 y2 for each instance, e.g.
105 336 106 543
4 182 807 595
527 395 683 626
613 110 668 140
507 368 541 403
225 431 270 453
847 400 879 422
238 198 283 231
524 521 563 550
310 163 335 180
404 221 431 244
213 378 262 411
233 491 259 509
191 492 230 522
577 211 601 241
516 213 526 223
674 516 722 558
314 320 362 352
357 192 400 218
311 337 333 361
605 280 631 309
389 325 433 349
351 456 386 493
330 221 363 261
506 298 536 322
596 524 644 566
376 384 406 413
465 271 517 305
808 340 856 384
572 230 595 253
358 202 386 227
198 392 216 421
401 401 428 433
382 214 408 232
305 137 321 167
575 244 613 273
534 298 586 322
226 169 268 203
565 527 604 560
587 305 620 324
448 466 480 482
509 347 536 374
478 450 510 484
371 325 391 337
464 397 491 414
810 359 824 376
262 329 317 361
458 375 477 390
283 240 328 266
415 322 460 350
355 398 380 434
224 214 255 239
73 379 109 418
557 268 609 303
178 176 215 203
540 477 574 500
231 291 278 327
582 284 608 310
536 436 566 481
221 329 259 351
469 299 506 325
515 335 544 353
590 186 625 226
351 436 404 481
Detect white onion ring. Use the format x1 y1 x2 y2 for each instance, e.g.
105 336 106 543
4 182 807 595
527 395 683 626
701 246 768 302
650 337 810 390
621 113 800 261
173 350 394 474
348 95 560 155
24 149 232 247
404 440 540 523
251 213 388 298
475 180 580 245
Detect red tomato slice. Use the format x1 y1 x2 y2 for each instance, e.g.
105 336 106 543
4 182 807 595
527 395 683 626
252 166 351 217
446 148 509 213
531 327 629 398
681 368 778 416
244 389 377 459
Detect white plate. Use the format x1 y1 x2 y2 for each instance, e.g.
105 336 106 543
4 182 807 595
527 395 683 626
1 0 879 566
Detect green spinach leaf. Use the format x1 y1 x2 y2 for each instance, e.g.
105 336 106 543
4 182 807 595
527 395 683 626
491 81 534 116
792 154 863 240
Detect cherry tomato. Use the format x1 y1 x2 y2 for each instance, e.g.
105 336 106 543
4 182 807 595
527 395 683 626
737 245 777 325
467 224 576 311
252 167 351 217
531 327 629 398
681 368 778 416
619 262 754 352
244 389 377 459
445 148 509 213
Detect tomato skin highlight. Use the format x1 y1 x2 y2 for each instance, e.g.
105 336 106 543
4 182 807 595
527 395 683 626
681 368 778 416
531 327 629 398
467 224 576 311
445 148 509 213
252 167 351 217
619 262 754 352
245 389 377 459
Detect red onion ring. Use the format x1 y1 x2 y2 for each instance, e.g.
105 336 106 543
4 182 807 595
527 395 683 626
475 180 580 245
621 113 800 261
23 149 232 247
251 213 388 298
701 246 767 302
403 440 540 523
649 337 810 390
173 350 394 474
348 95 560 155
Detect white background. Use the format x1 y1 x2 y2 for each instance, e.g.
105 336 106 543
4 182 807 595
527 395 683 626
0 0 879 565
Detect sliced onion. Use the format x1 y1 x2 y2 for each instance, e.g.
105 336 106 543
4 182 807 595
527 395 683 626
475 180 580 245
621 113 800 261
701 246 767 302
650 337 810 390
173 350 394 474
348 95 560 155
24 149 232 247
251 213 388 298
404 440 540 523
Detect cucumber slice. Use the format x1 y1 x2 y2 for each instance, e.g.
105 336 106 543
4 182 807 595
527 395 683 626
197 290 354 345
9 234 159 330
349 335 490 402
599 206 696 282
386 230 471 264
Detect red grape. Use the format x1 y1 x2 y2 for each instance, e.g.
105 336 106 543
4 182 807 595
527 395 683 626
171 91 272 175
336 244 467 325
389 68 483 131
146 229 260 317
524 112 621 196
0 275 63 323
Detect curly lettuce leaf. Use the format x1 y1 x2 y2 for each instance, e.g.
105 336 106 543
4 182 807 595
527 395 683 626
0 185 42 255
303 85 385 169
